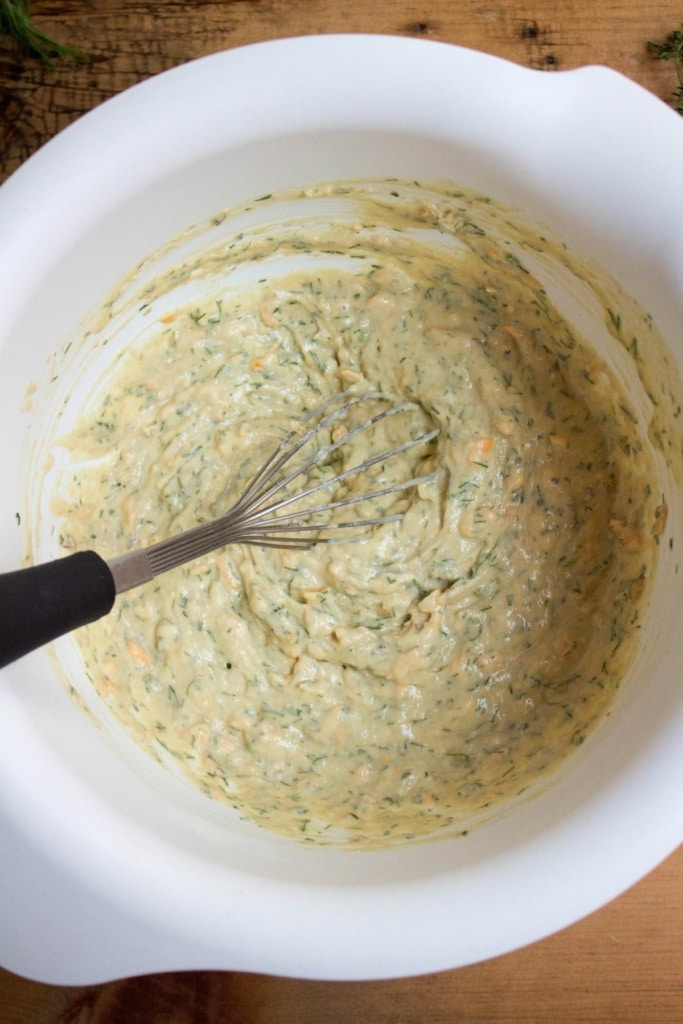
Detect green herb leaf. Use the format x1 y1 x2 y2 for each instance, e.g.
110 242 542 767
0 0 88 66
648 25 683 116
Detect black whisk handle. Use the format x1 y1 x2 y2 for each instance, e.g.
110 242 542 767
0 551 115 668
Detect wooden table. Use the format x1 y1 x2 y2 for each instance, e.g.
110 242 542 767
1 2 681 1020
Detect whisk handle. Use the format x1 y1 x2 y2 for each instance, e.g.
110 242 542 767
0 552 115 668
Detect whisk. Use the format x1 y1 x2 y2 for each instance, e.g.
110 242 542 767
0 392 438 668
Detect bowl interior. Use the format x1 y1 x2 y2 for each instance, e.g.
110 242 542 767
1 36 682 982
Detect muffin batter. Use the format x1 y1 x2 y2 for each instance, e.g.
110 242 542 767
52 182 661 845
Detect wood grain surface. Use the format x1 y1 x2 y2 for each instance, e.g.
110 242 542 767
1 1 682 1021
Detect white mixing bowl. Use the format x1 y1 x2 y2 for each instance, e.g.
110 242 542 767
0 35 682 984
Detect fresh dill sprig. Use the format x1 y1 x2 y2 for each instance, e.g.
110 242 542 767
0 0 88 66
648 24 683 116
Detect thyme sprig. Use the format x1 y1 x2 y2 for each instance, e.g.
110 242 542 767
0 0 87 65
648 24 683 115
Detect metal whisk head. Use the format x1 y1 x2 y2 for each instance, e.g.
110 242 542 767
108 391 438 594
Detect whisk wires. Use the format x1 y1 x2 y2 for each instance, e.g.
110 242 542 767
108 391 438 593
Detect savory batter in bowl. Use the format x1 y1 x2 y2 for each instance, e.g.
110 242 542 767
50 180 661 845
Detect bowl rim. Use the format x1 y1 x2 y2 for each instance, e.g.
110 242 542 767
0 34 682 984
